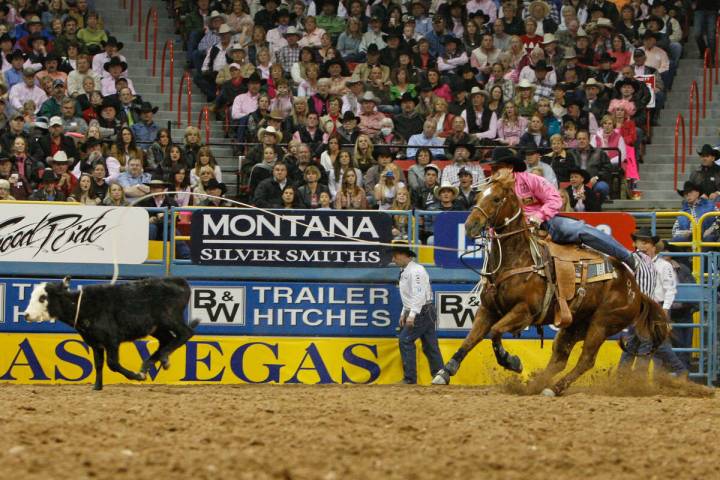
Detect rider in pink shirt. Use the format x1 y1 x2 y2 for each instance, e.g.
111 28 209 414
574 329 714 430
490 148 637 269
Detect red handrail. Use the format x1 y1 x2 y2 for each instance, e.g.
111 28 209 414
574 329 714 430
120 0 127 8
705 50 713 107
198 106 211 144
137 0 143 41
178 72 192 126
144 7 158 75
716 16 720 85
129 0 134 25
161 40 174 109
689 80 699 155
674 113 686 190
703 50 710 118
224 106 231 137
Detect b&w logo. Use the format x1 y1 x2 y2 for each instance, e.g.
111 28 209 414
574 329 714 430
435 292 480 330
190 287 246 325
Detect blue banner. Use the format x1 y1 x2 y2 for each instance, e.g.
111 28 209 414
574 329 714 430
190 209 394 267
432 212 485 268
0 277 566 339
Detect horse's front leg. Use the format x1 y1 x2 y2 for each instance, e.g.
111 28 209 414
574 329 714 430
432 305 495 385
489 302 533 373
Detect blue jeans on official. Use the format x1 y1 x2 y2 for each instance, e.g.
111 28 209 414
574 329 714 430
619 326 687 376
398 304 444 383
546 216 632 263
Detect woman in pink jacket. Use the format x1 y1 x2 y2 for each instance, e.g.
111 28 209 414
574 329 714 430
489 148 637 269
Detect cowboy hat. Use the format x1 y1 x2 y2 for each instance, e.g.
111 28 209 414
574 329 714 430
567 167 592 184
33 116 49 130
284 26 302 38
39 168 59 183
103 56 128 72
7 50 25 62
434 181 459 198
268 110 285 122
529 0 551 18
258 125 283 142
595 18 614 29
563 47 578 59
584 78 603 89
531 59 553 71
631 227 660 244
490 147 527 172
516 79 535 89
51 150 70 163
542 33 557 45
366 43 381 55
218 24 232 35
144 175 171 188
101 36 124 50
424 164 441 175
48 116 63 127
374 146 393 160
205 178 227 194
27 33 47 45
139 101 159 114
359 92 380 104
390 239 416 257
644 15 665 31
697 144 720 159
382 28 402 41
243 71 265 85
677 180 702 197
448 143 476 158
470 87 489 100
26 15 42 26
99 97 119 113
208 10 225 21
399 92 419 105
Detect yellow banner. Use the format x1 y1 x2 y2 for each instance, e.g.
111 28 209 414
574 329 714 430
0 333 621 385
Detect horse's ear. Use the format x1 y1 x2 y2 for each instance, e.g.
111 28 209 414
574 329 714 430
62 276 71 289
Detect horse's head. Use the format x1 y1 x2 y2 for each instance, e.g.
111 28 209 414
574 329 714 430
466 170 523 238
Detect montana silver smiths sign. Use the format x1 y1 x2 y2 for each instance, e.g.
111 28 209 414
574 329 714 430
190 210 394 267
0 205 149 263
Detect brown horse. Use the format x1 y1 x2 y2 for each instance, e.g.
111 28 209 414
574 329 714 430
431 170 670 395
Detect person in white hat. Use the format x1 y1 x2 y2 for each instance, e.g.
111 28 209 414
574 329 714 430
39 116 80 166
526 0 558 36
357 91 385 137
192 11 226 70
266 7 292 53
197 23 234 101
48 149 77 198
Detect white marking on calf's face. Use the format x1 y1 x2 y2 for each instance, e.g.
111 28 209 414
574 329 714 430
24 283 54 322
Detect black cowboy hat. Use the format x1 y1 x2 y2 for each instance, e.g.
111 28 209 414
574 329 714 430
531 59 553 71
7 50 25 62
39 168 58 183
138 101 159 114
615 78 637 90
631 227 660 244
373 146 393 160
697 144 720 159
448 143 476 158
399 92 419 105
205 178 227 194
43 52 60 64
99 97 119 113
390 239 416 257
642 30 660 41
101 36 124 50
82 137 103 152
490 147 527 172
27 33 47 45
567 167 592 184
366 43 381 55
469 11 490 24
458 63 479 75
644 15 665 31
0 33 13 44
243 71 265 85
677 180 702 197
382 28 402 41
144 174 171 188
103 56 128 72
322 57 350 76
442 35 461 47
341 110 360 123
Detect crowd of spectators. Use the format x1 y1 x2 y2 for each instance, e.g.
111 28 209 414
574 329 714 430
5 1 720 244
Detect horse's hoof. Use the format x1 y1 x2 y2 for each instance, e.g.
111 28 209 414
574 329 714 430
136 372 147 381
432 370 450 385
92 385 103 391
541 388 556 397
507 355 523 374
161 358 171 370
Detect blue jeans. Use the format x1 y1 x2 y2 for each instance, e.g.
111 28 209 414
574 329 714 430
236 114 251 144
592 180 609 202
695 10 718 58
398 304 444 383
619 327 687 376
546 215 632 263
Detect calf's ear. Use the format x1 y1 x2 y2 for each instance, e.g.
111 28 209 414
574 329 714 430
62 276 71 289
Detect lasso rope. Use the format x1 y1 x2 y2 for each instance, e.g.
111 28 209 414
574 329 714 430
109 190 488 284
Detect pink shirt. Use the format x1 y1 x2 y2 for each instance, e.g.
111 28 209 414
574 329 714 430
513 171 562 222
231 92 259 120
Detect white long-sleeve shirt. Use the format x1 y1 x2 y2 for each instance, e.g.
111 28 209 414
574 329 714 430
399 260 433 319
652 256 677 310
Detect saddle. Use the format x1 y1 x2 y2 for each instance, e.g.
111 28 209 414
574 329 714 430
537 239 618 328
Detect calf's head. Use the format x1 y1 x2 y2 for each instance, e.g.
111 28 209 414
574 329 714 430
23 277 71 323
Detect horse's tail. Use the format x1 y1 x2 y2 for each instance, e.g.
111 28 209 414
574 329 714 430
620 293 671 355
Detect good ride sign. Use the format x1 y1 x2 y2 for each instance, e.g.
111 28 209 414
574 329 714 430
0 205 148 264
191 209 394 267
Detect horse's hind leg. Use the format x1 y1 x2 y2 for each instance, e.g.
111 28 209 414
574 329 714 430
526 326 584 394
432 306 495 385
543 320 608 397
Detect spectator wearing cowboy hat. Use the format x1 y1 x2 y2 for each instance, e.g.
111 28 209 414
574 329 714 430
36 52 67 85
46 150 77 197
0 155 32 200
363 146 405 199
437 35 469 77
519 59 557 102
131 102 160 144
266 7 292 53
92 36 125 79
4 50 26 90
430 181 463 213
23 32 50 62
136 174 191 258
242 125 284 180
101 56 135 96
357 91 385 137
9 67 47 113
671 181 719 243
353 43 390 83
30 168 66 201
583 78 608 121
441 143 484 186
524 146 557 187
565 167 601 212
275 26 302 74
254 0 281 33
636 31 671 88
526 0 558 36
197 178 233 207
197 23 234 101
392 93 423 142
231 72 264 144
689 145 720 199
335 110 361 146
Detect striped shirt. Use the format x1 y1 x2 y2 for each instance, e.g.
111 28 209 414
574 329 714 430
632 251 656 296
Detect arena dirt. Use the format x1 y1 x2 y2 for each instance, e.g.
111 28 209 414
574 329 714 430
1 384 719 480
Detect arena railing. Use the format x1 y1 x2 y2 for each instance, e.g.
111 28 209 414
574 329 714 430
674 113 686 191
704 49 713 111
160 39 174 108
128 0 142 42
177 71 192 127
689 80 699 154
198 106 211 144
144 6 159 77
